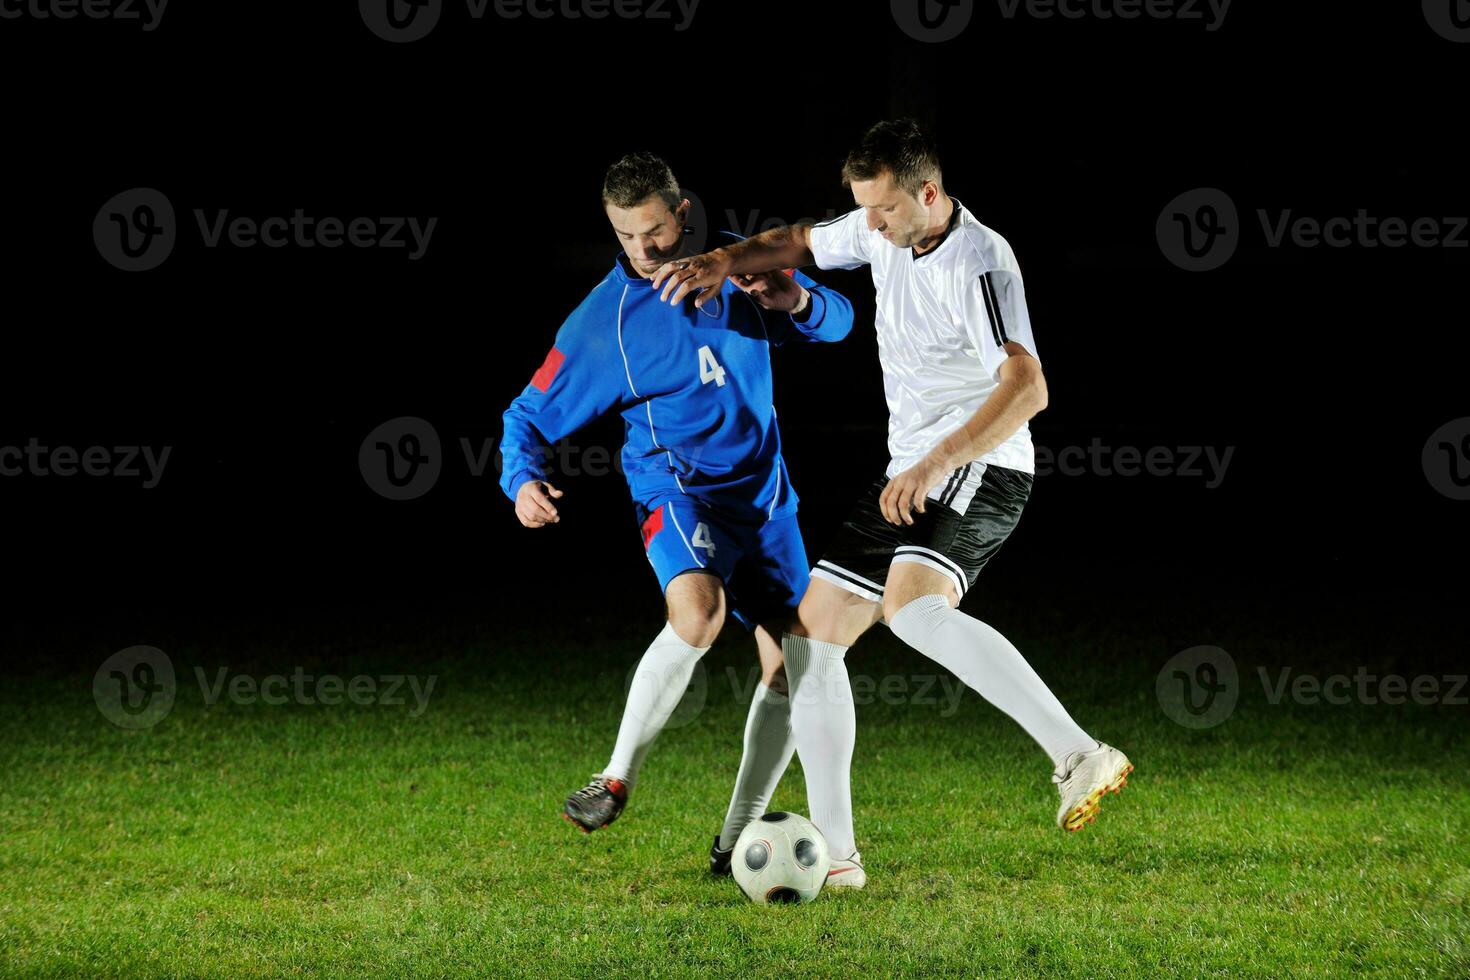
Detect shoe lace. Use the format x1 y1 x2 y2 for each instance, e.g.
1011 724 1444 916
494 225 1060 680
571 775 612 802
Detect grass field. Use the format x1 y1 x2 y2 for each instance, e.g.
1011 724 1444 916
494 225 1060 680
2 587 1467 977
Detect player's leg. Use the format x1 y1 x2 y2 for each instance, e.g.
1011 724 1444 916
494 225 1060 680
783 578 882 887
709 620 795 875
709 512 812 873
884 559 1099 768
604 568 727 785
563 499 736 833
780 480 896 887
880 465 1131 831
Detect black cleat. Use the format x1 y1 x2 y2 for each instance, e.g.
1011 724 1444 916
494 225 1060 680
562 774 628 833
709 834 734 876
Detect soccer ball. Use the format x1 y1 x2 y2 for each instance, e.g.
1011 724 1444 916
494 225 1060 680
731 811 831 904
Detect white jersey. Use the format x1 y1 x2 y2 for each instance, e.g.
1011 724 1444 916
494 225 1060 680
810 199 1039 505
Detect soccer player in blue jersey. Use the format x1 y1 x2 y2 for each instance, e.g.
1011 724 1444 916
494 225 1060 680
498 152 853 868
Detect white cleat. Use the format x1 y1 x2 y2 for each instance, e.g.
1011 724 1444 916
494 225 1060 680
825 850 867 890
1054 742 1134 832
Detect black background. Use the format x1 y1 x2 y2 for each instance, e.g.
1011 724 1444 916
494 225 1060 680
1 0 1465 667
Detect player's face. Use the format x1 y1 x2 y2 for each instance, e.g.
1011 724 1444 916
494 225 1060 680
606 195 690 277
850 172 940 248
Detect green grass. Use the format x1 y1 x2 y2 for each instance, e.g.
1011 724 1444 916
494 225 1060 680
2 595 1467 977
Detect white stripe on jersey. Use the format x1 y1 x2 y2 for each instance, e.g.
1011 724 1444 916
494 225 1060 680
618 281 686 495
810 198 1038 478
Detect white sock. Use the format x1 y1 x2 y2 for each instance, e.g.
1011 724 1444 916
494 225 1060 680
887 594 1098 769
717 682 796 849
783 633 857 858
603 622 710 787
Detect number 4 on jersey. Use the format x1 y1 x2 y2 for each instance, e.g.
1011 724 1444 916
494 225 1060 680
698 345 727 387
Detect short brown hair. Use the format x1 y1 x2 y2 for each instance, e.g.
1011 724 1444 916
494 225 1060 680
841 119 943 197
602 151 681 210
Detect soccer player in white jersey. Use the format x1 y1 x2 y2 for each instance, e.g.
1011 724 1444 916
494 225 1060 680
651 119 1133 889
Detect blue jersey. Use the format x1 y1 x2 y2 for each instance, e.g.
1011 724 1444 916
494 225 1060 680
500 234 854 522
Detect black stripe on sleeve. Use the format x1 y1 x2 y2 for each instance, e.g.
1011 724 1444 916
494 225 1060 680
981 272 1009 345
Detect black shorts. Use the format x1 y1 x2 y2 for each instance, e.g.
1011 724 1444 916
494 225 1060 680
810 463 1033 602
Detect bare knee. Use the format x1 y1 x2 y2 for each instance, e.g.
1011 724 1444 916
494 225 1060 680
754 623 788 694
882 564 959 623
790 577 882 648
665 571 726 647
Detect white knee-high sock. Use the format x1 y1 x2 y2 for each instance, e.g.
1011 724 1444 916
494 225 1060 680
782 633 857 859
718 682 797 849
603 622 711 787
887 594 1097 769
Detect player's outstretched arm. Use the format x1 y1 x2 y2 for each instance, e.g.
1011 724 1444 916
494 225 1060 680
651 224 817 309
730 268 854 345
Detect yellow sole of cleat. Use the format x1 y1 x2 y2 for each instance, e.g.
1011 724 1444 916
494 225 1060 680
1064 763 1134 832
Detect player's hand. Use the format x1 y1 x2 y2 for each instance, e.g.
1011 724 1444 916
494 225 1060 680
515 480 564 528
879 457 949 526
729 270 808 314
650 249 732 309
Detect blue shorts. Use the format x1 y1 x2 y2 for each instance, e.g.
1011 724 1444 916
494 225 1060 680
636 496 810 631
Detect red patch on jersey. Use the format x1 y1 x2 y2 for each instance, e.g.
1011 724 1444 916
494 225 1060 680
641 506 665 550
530 347 566 392
782 268 796 278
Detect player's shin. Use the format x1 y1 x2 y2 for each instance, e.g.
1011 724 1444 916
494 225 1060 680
782 633 858 859
886 594 1097 768
603 621 712 787
717 681 797 849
